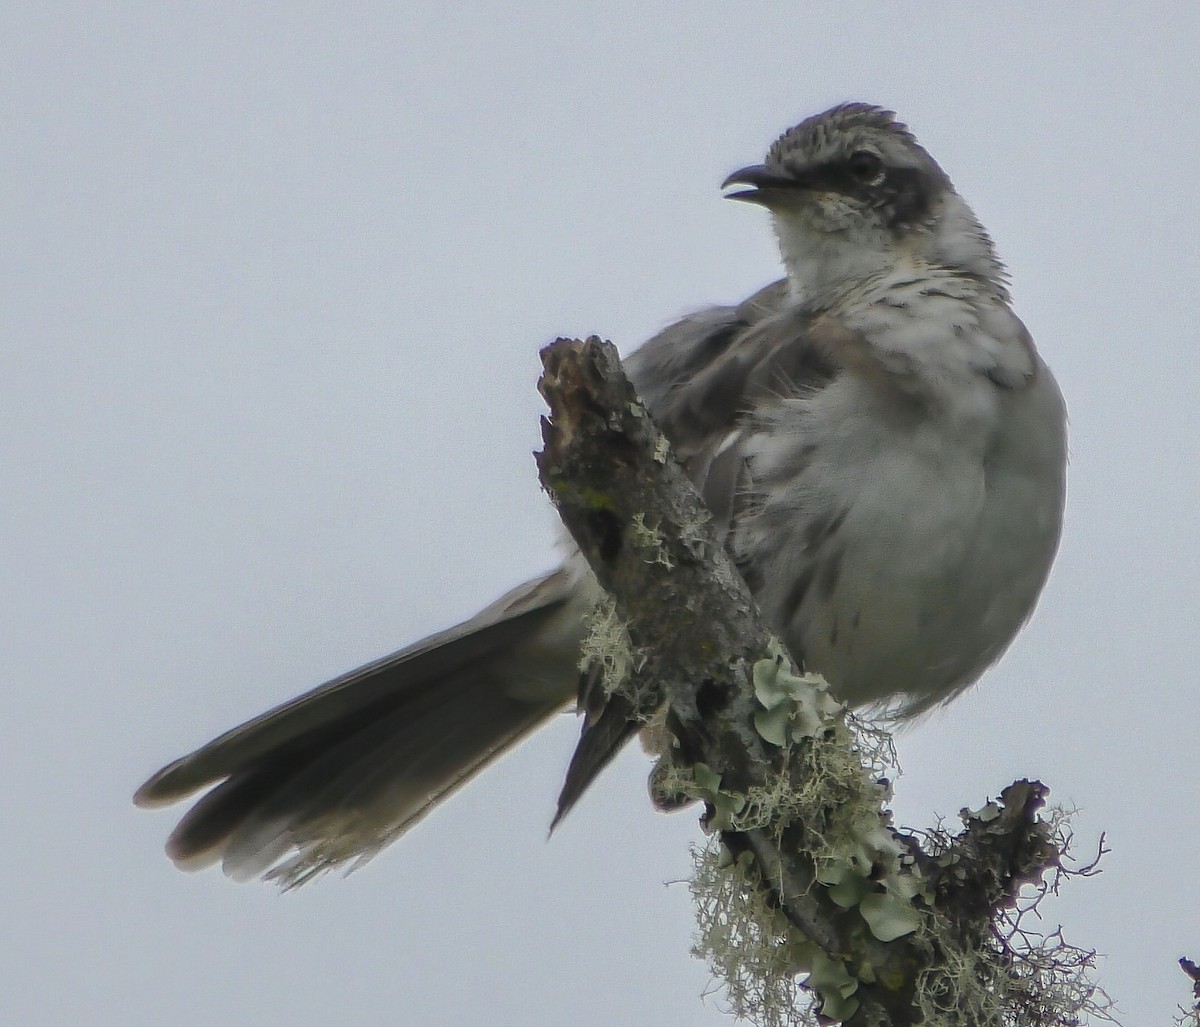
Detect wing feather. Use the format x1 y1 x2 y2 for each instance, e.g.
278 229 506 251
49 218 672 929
556 281 844 822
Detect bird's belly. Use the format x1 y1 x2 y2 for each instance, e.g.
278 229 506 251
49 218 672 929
750 432 1062 714
793 518 1031 712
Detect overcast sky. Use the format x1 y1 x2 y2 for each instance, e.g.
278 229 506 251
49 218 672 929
4 4 1199 1025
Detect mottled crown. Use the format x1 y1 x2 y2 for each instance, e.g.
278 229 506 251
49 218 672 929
766 103 951 191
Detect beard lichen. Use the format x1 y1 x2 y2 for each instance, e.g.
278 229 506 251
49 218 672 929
691 839 820 1027
912 828 1115 1026
576 595 643 702
911 805 1115 1026
685 649 1110 1026
629 511 675 568
686 652 911 1023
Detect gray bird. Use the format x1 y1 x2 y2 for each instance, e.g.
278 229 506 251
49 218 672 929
135 103 1067 887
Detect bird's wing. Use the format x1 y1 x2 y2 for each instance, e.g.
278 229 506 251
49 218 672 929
555 280 845 822
137 279 851 881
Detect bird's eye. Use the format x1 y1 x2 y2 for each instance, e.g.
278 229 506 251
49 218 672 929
847 150 884 184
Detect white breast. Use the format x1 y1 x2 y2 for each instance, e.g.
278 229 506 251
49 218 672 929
736 287 1067 714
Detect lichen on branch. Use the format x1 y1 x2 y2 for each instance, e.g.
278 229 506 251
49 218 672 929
535 336 1105 1026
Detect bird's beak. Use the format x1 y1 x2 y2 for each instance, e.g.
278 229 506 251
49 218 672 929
721 164 810 205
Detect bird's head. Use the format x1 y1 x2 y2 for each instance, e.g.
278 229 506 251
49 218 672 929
724 104 1006 305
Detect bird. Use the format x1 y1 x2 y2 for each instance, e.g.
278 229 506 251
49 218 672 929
135 103 1067 888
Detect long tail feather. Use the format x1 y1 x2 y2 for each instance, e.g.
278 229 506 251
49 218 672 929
136 571 586 882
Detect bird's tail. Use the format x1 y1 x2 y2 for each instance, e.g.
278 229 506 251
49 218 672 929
134 570 585 887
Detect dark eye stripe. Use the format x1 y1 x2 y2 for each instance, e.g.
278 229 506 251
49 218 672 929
809 159 885 197
884 166 935 226
810 159 934 228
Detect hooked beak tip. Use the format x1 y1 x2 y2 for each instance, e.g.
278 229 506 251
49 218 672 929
721 164 804 204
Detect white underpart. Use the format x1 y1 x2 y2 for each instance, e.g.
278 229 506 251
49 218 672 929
744 200 1066 712
771 196 895 309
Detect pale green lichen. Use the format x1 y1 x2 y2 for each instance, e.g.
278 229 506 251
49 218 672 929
857 890 923 943
913 906 1114 1026
743 650 923 946
910 807 1115 1027
689 644 919 1022
751 652 841 746
691 841 819 1027
630 632 1113 1026
629 512 674 568
690 644 1108 1026
576 595 640 700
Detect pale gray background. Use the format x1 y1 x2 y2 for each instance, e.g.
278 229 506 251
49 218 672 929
4 4 1198 1024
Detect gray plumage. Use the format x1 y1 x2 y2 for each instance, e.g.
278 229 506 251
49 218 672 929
135 103 1067 886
